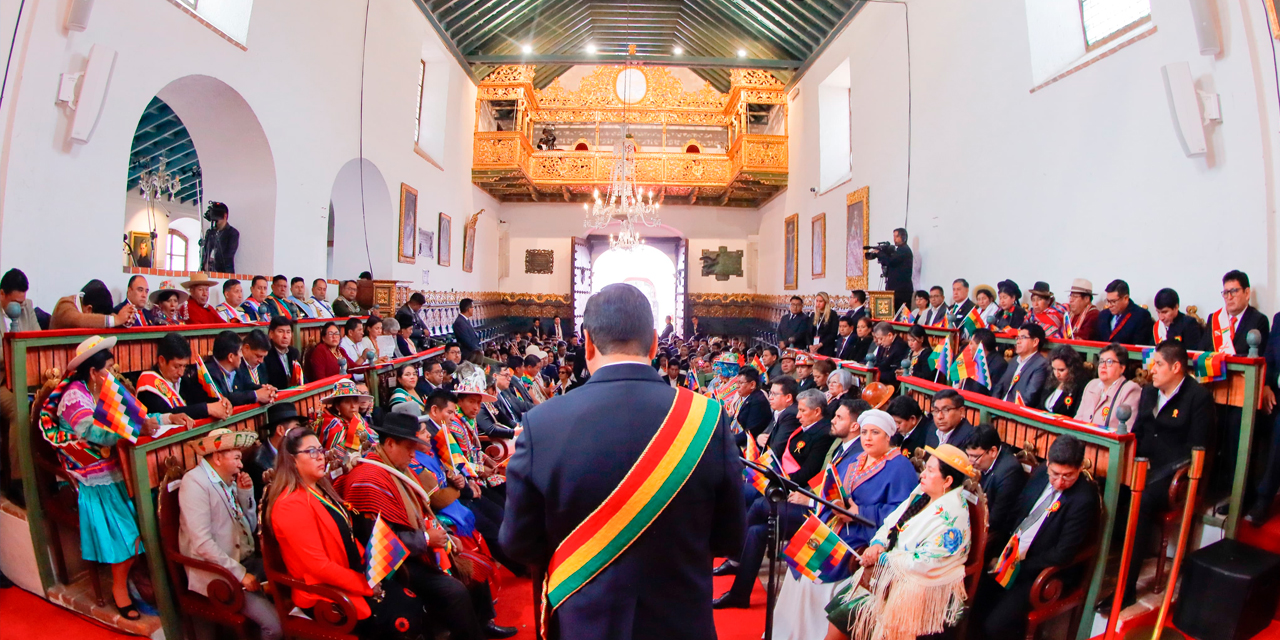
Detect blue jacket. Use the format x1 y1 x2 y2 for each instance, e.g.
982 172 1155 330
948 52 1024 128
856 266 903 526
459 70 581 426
500 362 746 640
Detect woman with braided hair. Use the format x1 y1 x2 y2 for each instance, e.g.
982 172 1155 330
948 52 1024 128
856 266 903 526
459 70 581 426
824 444 979 640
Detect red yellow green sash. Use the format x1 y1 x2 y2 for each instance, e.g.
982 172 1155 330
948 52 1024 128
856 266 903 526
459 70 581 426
543 388 720 616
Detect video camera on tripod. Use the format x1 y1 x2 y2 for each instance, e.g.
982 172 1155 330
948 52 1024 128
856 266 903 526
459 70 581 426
862 240 894 260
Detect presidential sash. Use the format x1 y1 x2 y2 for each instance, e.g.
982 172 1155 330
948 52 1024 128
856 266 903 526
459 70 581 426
1210 309 1237 355
217 302 247 323
137 371 186 408
543 388 720 622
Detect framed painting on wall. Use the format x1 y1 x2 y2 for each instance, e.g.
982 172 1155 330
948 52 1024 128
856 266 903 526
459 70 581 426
398 183 417 264
462 210 481 273
128 231 153 268
845 186 870 290
438 213 452 267
811 213 826 278
784 213 799 290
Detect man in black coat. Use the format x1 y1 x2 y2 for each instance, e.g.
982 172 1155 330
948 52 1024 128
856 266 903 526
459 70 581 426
1119 340 1214 606
1095 279 1154 345
887 395 934 456
660 361 688 389
203 331 274 407
976 435 1098 640
991 323 1051 407
199 202 239 274
715 388 833 608
1199 270 1270 356
925 389 976 449
452 297 482 360
759 376 802 457
501 284 745 640
261 316 301 390
777 296 812 349
244 402 305 500
964 424 1028 560
843 289 869 327
869 228 914 310
1153 288 1204 346
832 317 861 361
732 367 772 446
868 322 909 388
948 278 976 327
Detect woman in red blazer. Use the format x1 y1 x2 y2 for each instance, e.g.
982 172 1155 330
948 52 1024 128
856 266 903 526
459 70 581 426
264 428 424 638
305 322 355 383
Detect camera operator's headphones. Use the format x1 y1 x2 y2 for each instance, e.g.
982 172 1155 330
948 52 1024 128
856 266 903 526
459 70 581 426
204 201 229 222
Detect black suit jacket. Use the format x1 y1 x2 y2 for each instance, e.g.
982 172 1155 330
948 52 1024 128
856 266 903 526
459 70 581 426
764 404 802 457
500 363 746 640
949 299 976 326
980 446 1029 560
925 418 975 450
878 244 913 290
243 441 277 501
1132 378 1214 479
1199 306 1270 356
1268 312 1280 392
892 418 935 456
476 403 518 440
991 353 1050 408
812 311 841 356
204 356 261 407
872 338 909 387
785 419 837 487
1096 304 1154 346
660 374 688 388
843 307 868 328
777 312 812 349
796 375 817 393
452 313 482 358
1042 385 1083 417
1007 466 1099 579
735 389 772 438
832 333 861 361
263 347 301 390
1162 313 1204 347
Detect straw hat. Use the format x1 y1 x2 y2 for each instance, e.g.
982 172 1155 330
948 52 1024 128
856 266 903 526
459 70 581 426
974 284 997 301
322 378 372 405
148 280 189 305
67 335 117 371
925 443 979 479
180 272 218 289
1069 278 1094 297
453 368 497 402
190 428 258 457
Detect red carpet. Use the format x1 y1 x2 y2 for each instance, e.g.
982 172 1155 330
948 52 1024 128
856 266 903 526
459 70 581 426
0 563 767 639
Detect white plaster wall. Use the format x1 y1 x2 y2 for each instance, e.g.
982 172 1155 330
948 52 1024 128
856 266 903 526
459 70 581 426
688 238 753 294
501 237 572 295
0 0 498 306
760 0 1279 315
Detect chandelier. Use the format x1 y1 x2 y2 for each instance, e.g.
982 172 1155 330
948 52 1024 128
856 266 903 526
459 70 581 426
137 157 182 202
581 126 661 249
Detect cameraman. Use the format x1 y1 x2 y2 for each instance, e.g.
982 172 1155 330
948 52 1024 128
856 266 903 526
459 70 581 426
200 201 240 274
866 228 914 310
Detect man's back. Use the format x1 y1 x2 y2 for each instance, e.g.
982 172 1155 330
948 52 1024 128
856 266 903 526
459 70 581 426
501 362 746 640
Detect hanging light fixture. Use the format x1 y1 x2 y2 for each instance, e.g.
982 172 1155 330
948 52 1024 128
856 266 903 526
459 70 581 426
137 156 182 202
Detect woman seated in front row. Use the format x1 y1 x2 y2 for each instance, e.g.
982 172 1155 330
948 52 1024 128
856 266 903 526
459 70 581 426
825 443 979 640
264 427 425 640
1075 343 1141 430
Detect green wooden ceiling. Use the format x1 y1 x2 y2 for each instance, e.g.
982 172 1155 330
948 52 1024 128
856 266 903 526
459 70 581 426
413 0 865 92
128 97 203 204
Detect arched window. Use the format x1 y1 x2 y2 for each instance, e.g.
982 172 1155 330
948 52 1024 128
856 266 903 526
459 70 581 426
166 229 188 271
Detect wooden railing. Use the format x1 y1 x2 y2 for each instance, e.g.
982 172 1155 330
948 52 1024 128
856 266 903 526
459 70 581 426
899 375 1135 639
349 347 445 408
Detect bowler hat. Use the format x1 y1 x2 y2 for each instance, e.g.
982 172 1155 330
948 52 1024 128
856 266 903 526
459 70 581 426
371 412 429 446
265 402 306 430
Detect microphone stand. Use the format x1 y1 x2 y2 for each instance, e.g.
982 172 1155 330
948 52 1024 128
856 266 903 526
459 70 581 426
741 458 876 640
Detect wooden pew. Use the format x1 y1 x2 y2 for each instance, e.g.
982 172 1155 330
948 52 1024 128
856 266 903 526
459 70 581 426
120 376 346 640
899 375 1135 640
992 333 1268 537
348 346 445 408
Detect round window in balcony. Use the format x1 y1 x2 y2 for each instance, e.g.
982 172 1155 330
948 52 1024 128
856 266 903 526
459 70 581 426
616 68 647 105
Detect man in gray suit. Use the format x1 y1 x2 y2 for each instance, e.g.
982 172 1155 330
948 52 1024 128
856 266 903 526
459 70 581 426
179 428 281 640
992 323 1051 407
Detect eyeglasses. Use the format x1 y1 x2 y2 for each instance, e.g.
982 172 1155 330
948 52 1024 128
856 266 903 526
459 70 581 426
930 405 960 416
1097 359 1121 367
1221 287 1243 297
296 446 326 460
1048 468 1080 483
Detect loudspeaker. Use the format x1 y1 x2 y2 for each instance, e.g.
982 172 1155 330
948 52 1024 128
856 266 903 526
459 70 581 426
1188 0 1221 56
65 0 94 31
1173 539 1280 640
1162 62 1207 157
69 44 116 144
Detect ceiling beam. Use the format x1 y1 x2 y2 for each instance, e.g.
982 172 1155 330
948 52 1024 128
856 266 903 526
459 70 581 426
471 0 588 55
410 0 480 84
450 0 527 51
787 0 865 90
466 53 802 69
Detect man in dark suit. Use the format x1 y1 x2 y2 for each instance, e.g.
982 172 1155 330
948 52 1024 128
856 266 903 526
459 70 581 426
715 388 833 608
261 316 301 390
1199 270 1270 355
844 289 869 328
869 321 909 388
963 424 1028 560
886 395 934 455
244 402 305 500
501 284 745 640
397 292 431 347
1118 340 1214 606
761 346 783 384
660 315 675 341
452 297 482 360
949 278 976 327
759 376 802 457
1153 288 1204 346
660 361 688 389
992 323 1051 407
868 228 914 310
732 366 772 446
239 328 272 392
832 317 861 361
1246 308 1280 523
777 296 812 349
204 330 275 407
976 435 1099 640
1095 279 1154 345
476 375 519 440
925 389 976 449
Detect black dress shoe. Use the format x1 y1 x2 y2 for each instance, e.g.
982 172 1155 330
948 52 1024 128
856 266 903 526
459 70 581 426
712 560 739 577
1245 501 1272 526
712 592 751 609
485 621 518 638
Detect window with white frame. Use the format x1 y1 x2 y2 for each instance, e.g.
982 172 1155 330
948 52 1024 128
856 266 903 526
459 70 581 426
167 229 189 272
1080 0 1151 47
414 60 426 142
415 60 450 167
1025 0 1152 86
817 59 852 193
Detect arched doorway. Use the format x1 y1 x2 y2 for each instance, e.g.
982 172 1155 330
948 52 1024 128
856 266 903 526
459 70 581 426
591 245 677 331
328 158 392 279
122 75 276 276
